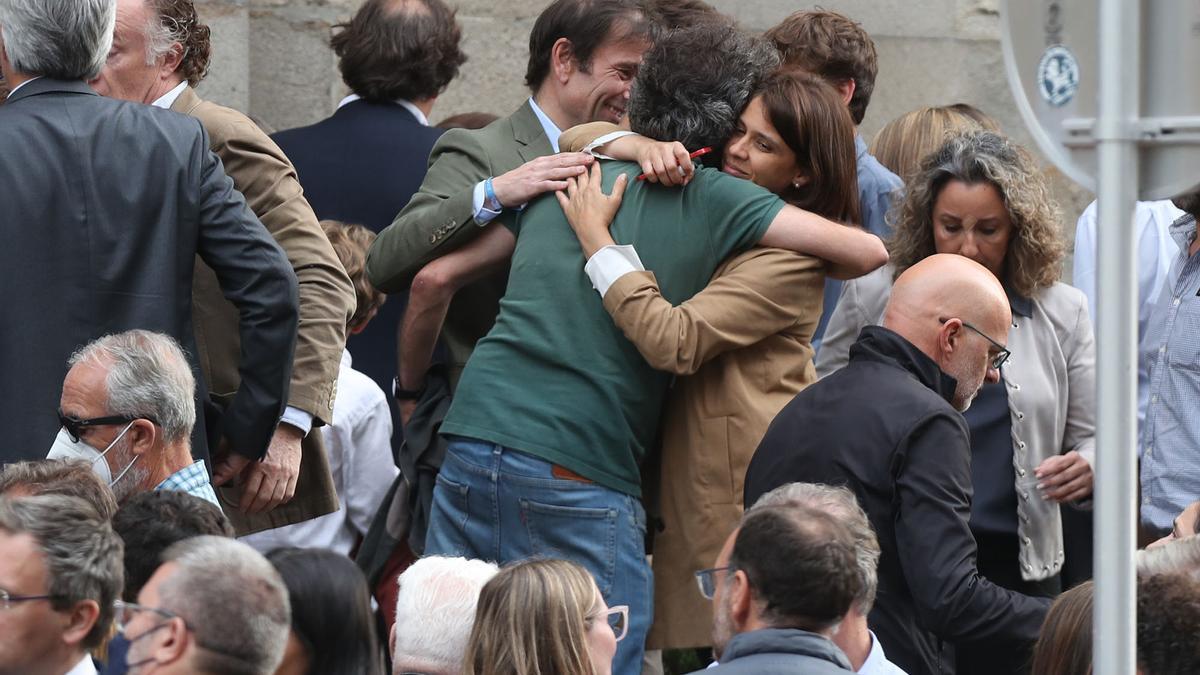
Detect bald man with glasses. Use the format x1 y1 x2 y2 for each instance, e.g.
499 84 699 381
745 255 1050 675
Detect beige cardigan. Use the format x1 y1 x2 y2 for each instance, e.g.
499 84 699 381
602 248 825 648
817 265 1097 580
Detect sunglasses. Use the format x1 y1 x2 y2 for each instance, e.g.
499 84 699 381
57 409 157 443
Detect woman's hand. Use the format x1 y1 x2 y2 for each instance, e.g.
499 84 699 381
556 162 628 258
1035 450 1094 503
632 138 695 186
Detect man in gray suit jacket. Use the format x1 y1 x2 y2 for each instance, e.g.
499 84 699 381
0 0 299 496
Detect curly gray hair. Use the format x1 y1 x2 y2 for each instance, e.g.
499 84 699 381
628 21 778 149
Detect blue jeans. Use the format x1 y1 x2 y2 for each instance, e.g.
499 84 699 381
425 436 652 675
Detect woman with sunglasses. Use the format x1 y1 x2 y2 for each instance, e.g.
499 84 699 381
817 130 1097 675
462 558 627 675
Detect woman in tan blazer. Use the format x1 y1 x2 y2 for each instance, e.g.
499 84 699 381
558 70 862 650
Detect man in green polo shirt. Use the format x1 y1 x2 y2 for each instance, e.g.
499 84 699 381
419 24 888 675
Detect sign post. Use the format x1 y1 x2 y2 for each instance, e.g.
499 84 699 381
1002 2 1200 672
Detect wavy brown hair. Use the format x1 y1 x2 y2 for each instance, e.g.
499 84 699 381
760 68 860 224
887 130 1065 297
1030 580 1093 675
148 0 211 87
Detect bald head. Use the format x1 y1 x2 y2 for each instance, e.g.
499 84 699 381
884 254 1011 410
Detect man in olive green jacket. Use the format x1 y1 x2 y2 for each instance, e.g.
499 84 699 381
366 0 655 404
93 0 355 531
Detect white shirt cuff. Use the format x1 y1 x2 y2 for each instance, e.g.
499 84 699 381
472 181 502 224
582 130 638 159
584 245 645 297
279 406 314 436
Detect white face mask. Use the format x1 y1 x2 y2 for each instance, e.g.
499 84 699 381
47 421 138 486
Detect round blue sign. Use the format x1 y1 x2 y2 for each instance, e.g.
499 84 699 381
1037 45 1080 107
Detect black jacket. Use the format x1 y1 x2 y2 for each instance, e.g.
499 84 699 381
691 629 852 674
0 79 298 465
273 100 444 429
745 326 1049 675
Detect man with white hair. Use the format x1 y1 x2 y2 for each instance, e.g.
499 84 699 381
118 535 290 674
50 330 217 506
753 482 906 674
0 0 300 490
0 494 124 675
391 556 499 674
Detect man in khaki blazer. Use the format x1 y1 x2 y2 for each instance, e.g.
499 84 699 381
92 0 355 531
366 0 654 405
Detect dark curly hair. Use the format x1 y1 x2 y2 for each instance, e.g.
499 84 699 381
1138 574 1200 675
148 0 211 87
765 10 879 126
332 0 467 103
629 22 778 150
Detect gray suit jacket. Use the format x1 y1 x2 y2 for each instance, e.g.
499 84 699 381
0 78 299 465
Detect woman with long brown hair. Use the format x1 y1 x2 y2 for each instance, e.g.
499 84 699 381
556 69 863 656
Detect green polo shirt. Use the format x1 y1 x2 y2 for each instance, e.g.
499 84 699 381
441 161 785 496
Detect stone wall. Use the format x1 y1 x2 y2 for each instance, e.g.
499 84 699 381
194 0 1093 266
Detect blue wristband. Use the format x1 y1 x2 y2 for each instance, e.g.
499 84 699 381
484 177 502 211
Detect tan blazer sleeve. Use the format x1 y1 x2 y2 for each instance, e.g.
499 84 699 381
199 103 354 425
600 248 825 375
560 122 624 153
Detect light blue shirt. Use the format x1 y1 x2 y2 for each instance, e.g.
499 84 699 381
1074 199 1182 429
155 460 220 507
471 97 563 223
1139 213 1200 529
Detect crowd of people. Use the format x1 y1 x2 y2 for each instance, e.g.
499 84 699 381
2 0 1200 673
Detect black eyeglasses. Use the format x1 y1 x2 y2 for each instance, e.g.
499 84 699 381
0 588 60 610
938 317 1011 371
694 566 731 600
57 409 157 443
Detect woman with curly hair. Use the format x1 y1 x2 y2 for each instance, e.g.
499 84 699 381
817 130 1097 675
463 558 626 675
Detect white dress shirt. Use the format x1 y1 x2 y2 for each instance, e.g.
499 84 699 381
64 654 98 675
336 93 429 126
150 80 188 109
1073 199 1183 428
858 631 908 675
241 350 398 555
6 75 42 97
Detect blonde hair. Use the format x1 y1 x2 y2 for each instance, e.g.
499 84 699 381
320 219 386 331
869 106 984 183
463 559 601 675
887 130 1065 297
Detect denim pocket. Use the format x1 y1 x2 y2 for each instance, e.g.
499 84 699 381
520 498 619 596
426 473 472 558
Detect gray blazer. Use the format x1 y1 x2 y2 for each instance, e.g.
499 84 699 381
816 265 1097 580
0 78 299 465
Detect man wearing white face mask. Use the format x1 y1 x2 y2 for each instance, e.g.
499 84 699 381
49 331 217 507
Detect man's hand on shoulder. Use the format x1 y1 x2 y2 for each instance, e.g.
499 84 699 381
211 424 303 514
491 152 594 208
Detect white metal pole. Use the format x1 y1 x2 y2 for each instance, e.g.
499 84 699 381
1093 0 1140 672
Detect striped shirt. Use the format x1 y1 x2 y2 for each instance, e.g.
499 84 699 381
1140 213 1200 529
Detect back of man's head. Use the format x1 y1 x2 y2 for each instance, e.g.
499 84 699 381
322 219 386 332
764 10 878 125
0 0 115 80
0 494 124 652
1137 573 1200 674
157 535 290 675
524 0 653 92
112 490 233 601
69 330 196 445
331 0 466 104
0 459 118 520
641 0 727 31
1173 187 1200 220
752 482 880 615
629 21 777 149
393 556 499 674
731 505 861 634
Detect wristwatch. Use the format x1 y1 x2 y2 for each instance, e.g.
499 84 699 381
392 376 426 401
